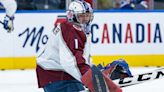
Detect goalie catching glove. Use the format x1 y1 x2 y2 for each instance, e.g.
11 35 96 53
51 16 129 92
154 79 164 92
103 59 133 80
3 15 14 33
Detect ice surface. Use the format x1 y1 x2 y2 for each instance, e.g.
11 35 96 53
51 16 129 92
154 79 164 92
0 67 163 92
122 67 164 92
0 69 43 92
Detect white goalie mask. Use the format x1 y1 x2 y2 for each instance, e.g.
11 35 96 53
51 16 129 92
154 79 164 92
67 0 93 33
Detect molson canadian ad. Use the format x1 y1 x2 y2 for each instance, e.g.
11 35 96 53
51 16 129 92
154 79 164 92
0 11 163 69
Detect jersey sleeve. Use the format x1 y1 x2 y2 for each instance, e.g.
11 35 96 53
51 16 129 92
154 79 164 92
0 0 17 17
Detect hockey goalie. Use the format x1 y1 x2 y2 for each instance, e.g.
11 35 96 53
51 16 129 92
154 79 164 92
36 0 132 92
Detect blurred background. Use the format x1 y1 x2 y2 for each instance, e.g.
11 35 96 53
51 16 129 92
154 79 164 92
0 0 163 10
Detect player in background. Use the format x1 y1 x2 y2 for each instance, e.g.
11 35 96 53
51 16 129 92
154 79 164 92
0 0 17 32
112 0 148 10
113 0 134 10
131 0 148 10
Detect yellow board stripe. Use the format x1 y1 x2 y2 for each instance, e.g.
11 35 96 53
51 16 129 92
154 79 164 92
0 57 36 69
92 54 164 66
0 54 164 69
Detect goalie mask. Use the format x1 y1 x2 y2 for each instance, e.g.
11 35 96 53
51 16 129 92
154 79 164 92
67 0 93 33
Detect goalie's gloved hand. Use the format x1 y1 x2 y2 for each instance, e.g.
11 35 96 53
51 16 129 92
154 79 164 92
110 65 130 80
3 15 14 33
104 59 133 80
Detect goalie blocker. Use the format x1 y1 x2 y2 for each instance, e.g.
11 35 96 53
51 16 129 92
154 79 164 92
81 65 122 92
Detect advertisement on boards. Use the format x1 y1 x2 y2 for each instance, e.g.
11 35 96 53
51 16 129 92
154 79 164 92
0 11 164 69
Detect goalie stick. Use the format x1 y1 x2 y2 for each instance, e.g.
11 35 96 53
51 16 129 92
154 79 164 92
91 65 107 92
113 68 164 87
80 67 164 92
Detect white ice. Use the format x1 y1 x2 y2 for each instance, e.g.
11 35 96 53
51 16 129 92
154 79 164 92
0 67 163 92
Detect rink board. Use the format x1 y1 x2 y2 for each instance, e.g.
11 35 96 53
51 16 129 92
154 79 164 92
0 55 164 69
0 10 164 69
